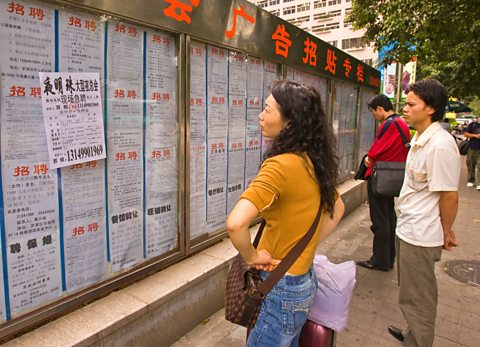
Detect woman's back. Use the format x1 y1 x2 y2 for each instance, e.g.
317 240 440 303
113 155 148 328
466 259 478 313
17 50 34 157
241 152 323 274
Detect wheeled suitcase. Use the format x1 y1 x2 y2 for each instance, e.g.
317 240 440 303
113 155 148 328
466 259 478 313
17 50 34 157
299 319 336 347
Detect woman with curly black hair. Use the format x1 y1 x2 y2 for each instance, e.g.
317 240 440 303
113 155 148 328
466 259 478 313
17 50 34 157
227 80 345 346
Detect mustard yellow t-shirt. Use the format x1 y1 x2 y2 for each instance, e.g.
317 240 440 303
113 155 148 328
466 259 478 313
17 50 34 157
240 152 328 275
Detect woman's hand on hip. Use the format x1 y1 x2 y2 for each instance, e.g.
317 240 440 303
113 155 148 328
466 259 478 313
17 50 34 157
249 249 280 272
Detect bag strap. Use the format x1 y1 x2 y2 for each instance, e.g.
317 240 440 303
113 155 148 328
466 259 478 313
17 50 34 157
392 119 410 147
252 219 266 248
377 115 410 148
253 203 323 297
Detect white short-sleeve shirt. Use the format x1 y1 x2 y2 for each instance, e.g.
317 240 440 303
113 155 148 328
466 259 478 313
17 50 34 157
396 122 461 247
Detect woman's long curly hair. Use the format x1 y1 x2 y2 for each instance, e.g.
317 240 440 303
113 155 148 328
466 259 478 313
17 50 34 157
265 80 339 216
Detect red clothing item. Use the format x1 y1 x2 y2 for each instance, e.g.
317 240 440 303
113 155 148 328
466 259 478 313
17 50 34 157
366 115 410 177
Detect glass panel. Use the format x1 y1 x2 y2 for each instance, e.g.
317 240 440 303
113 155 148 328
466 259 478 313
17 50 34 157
332 81 358 182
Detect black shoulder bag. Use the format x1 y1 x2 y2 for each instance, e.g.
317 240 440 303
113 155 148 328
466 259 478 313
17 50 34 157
371 119 410 197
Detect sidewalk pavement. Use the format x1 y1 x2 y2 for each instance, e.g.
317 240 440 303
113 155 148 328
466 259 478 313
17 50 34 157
172 159 480 347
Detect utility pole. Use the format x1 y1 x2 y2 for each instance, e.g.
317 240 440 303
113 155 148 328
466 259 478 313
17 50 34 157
395 62 403 114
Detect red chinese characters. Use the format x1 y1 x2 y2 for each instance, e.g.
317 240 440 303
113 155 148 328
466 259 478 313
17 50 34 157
272 24 292 58
210 96 225 104
13 166 29 177
85 20 97 32
369 76 381 88
9 3 45 20
69 161 97 169
28 7 44 20
152 34 169 45
164 0 200 24
356 65 364 82
325 49 337 75
68 16 82 27
30 87 41 98
127 90 137 99
114 89 125 98
33 164 48 175
9 85 26 97
88 223 99 232
343 58 352 77
225 6 255 39
7 1 24 15
115 23 125 33
115 152 126 161
72 226 85 236
302 37 317 67
151 149 171 159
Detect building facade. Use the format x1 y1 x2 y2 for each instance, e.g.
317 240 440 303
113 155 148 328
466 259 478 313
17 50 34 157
251 0 377 66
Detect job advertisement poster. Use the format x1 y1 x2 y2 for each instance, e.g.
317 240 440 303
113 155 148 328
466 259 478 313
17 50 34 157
106 21 144 272
189 41 207 240
245 57 263 187
0 0 62 316
58 10 107 292
262 61 278 158
39 72 106 169
227 51 246 214
0 238 4 320
61 161 107 292
58 10 105 74
145 30 178 257
206 45 228 232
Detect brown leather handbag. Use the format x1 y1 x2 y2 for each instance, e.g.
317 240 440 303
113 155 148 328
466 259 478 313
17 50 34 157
224 205 322 329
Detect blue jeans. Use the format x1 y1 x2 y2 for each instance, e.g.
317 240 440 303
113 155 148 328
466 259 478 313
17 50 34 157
247 267 317 347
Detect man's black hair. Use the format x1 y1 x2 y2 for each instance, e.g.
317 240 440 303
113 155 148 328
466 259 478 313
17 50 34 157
407 79 448 122
367 94 394 112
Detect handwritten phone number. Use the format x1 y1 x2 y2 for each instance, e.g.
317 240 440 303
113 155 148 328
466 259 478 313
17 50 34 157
66 145 104 162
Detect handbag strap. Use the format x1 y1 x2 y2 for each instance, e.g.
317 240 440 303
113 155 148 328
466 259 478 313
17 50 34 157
253 203 323 297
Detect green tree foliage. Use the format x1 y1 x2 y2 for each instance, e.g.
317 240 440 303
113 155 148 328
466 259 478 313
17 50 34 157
348 0 480 99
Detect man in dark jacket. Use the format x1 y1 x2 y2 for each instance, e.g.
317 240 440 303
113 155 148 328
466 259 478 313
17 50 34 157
356 94 410 271
464 117 480 189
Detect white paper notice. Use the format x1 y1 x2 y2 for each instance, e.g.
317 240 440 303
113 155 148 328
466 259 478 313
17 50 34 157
57 10 107 292
0 0 62 317
227 51 246 214
262 61 278 158
106 21 144 272
245 57 263 186
206 45 228 232
145 30 178 258
0 242 4 321
189 42 207 240
61 161 107 292
2 160 62 316
58 10 105 74
39 72 106 169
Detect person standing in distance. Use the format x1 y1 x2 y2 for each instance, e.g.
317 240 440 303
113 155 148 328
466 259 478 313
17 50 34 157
387 79 460 346
356 94 410 271
464 117 480 189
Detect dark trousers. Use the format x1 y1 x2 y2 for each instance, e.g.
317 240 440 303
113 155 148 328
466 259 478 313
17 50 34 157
367 177 396 269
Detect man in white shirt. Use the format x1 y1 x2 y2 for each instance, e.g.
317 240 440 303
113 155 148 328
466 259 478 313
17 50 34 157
387 79 460 347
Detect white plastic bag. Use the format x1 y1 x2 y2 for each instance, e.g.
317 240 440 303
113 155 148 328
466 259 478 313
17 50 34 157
307 254 356 332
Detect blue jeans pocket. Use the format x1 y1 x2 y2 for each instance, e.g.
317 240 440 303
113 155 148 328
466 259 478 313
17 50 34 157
281 293 314 335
